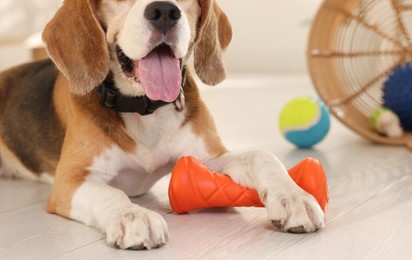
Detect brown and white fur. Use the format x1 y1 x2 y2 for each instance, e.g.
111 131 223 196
0 0 324 250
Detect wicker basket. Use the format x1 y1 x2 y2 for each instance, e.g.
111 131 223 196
307 0 412 149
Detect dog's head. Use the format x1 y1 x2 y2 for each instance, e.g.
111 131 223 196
42 0 232 101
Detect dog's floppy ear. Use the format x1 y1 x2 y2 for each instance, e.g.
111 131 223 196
42 0 109 95
194 0 232 86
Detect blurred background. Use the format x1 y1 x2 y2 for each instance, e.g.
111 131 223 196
0 0 323 74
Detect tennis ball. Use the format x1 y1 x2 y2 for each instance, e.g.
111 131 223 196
279 97 330 148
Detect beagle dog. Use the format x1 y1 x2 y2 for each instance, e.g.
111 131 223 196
0 0 324 250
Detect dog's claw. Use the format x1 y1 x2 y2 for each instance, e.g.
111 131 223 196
271 220 285 231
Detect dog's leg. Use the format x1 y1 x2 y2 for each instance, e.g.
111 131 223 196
48 158 168 250
205 150 325 233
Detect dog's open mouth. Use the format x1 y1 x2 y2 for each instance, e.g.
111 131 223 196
117 44 182 102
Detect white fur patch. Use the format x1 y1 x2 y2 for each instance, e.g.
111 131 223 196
70 181 169 249
117 0 191 60
87 106 210 197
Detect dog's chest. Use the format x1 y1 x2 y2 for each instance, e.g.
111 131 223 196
87 108 189 196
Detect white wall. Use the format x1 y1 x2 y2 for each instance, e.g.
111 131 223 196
219 0 322 74
0 0 62 42
0 0 62 71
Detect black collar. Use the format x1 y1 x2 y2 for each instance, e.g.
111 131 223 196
96 66 186 115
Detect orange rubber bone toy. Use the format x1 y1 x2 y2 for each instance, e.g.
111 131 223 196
169 157 329 214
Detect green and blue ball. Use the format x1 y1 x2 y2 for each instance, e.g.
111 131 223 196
279 97 330 148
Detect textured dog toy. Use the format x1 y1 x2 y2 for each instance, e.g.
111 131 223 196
169 156 329 214
383 63 412 131
370 107 403 138
279 97 330 148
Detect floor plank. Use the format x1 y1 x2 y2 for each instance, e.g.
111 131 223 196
0 179 50 213
0 203 103 260
276 176 412 260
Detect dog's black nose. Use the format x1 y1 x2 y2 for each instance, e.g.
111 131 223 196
144 2 181 33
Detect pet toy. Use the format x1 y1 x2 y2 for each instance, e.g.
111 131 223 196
383 63 412 131
169 156 329 214
370 108 403 138
279 97 330 148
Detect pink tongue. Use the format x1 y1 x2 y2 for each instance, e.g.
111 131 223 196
136 46 181 102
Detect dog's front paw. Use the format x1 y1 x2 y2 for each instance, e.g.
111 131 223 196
106 207 169 250
265 190 325 234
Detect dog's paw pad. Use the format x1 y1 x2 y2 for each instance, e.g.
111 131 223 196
287 225 307 234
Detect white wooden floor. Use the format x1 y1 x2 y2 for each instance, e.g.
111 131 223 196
1 74 412 260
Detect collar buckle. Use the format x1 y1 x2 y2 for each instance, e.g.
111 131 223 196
100 85 118 109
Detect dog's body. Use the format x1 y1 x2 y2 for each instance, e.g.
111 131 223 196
0 0 324 250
